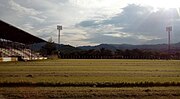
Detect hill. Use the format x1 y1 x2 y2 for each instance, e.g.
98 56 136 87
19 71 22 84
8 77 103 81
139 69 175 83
30 42 180 54
30 42 82 54
78 43 180 51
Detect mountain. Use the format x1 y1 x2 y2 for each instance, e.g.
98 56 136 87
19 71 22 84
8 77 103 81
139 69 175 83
30 42 180 53
79 44 117 51
29 42 81 53
59 45 82 54
174 42 180 50
29 42 47 51
78 42 180 51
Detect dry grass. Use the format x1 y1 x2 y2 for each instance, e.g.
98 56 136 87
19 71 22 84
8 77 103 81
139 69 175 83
0 59 180 98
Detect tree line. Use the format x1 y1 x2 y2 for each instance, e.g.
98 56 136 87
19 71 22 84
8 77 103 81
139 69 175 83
60 48 180 59
39 42 180 59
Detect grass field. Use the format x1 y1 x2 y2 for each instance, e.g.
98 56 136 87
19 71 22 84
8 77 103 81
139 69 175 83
0 59 180 98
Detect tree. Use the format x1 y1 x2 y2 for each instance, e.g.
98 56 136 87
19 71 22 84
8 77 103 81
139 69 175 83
115 49 124 58
40 39 57 56
99 48 113 57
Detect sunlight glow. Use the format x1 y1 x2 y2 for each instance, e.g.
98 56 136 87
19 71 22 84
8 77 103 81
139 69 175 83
136 0 180 9
133 0 180 17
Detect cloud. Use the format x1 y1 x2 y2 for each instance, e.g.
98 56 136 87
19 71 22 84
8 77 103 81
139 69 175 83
1 1 180 46
77 20 100 27
1 0 128 46
82 31 144 44
77 4 180 44
29 16 45 23
9 0 41 16
104 33 131 38
22 23 34 31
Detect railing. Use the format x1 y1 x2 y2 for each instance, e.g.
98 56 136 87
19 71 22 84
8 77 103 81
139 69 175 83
0 47 43 60
60 55 180 60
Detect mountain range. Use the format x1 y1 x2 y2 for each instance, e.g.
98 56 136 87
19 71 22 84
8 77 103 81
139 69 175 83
78 42 180 51
30 42 180 52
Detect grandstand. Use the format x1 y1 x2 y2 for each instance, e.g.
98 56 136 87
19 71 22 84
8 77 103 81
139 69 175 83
0 20 47 62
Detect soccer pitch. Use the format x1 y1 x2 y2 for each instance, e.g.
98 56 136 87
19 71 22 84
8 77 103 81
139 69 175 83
0 59 180 98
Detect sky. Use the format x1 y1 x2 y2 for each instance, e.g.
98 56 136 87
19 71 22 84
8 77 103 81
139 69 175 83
0 0 180 46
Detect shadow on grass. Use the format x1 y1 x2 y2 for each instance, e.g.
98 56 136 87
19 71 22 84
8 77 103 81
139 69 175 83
1 82 180 87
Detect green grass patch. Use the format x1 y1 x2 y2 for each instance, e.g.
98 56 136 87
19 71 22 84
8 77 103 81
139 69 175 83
0 59 180 87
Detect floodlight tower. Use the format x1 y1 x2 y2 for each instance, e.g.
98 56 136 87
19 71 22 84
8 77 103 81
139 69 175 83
57 25 62 51
166 26 172 54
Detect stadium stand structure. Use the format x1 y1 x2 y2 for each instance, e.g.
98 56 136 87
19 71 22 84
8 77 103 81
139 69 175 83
0 20 47 62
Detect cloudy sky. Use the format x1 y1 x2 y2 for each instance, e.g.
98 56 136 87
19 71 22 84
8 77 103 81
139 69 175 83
0 0 180 46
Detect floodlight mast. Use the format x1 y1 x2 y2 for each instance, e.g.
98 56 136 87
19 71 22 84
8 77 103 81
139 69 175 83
166 26 172 55
57 25 62 51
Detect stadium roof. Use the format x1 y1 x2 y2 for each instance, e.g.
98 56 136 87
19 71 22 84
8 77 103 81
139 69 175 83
0 20 46 44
